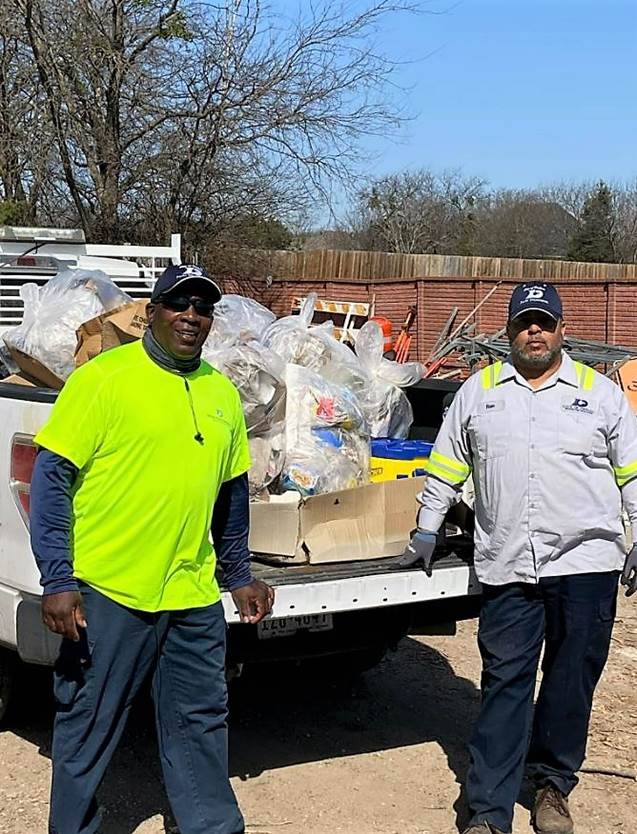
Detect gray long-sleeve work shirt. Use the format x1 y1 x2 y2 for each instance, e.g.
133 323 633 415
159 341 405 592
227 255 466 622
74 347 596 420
418 352 637 585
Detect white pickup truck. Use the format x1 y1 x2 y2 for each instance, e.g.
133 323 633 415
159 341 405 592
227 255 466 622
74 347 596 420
0 227 480 719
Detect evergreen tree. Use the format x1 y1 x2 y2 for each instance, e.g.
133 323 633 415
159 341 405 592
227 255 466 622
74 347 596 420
567 182 616 262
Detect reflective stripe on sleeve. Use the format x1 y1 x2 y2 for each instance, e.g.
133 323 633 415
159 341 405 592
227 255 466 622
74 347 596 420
427 450 471 485
613 459 637 487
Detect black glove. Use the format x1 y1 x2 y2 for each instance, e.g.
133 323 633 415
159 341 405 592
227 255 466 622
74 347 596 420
621 544 637 597
396 530 438 577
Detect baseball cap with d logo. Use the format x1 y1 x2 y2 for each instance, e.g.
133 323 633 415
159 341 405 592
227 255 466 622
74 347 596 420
151 264 222 304
508 282 563 322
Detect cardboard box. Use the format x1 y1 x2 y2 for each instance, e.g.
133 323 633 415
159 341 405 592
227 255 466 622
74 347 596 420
0 373 37 387
75 300 148 366
5 345 65 389
249 476 425 564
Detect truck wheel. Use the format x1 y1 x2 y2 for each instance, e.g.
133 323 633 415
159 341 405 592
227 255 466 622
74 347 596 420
0 648 15 724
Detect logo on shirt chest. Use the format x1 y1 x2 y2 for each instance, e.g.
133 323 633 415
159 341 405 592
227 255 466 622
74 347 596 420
561 397 594 415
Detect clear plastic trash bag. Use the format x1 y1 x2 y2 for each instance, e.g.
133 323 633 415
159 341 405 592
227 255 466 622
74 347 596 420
354 321 425 438
4 268 131 380
203 338 287 494
263 293 337 372
206 294 276 351
281 363 370 496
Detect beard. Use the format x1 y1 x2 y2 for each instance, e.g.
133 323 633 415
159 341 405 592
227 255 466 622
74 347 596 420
510 337 563 372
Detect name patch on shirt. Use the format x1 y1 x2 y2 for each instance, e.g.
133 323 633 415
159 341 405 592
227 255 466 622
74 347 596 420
561 396 595 415
484 400 505 413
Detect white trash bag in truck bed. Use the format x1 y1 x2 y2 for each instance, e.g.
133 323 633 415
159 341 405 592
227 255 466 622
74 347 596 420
355 320 425 438
263 293 337 372
203 338 287 495
4 268 131 381
205 293 275 351
281 363 370 496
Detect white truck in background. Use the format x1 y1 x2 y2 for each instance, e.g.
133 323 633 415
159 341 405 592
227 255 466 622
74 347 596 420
0 226 479 720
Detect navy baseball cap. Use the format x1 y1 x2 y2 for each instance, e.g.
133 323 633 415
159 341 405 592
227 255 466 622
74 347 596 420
151 264 222 303
508 282 563 322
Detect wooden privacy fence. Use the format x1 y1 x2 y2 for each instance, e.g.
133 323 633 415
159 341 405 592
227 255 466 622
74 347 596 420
267 249 637 284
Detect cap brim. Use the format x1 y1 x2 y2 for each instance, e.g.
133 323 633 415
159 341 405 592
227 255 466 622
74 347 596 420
510 305 560 322
154 276 222 304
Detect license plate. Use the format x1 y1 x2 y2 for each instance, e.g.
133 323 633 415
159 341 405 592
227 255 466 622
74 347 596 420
257 613 334 640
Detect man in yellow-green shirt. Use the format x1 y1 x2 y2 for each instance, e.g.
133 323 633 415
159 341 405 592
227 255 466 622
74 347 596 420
30 263 273 834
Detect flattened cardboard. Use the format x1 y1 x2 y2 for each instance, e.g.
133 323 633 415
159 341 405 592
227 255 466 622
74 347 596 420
101 300 148 351
5 345 65 389
75 300 148 366
0 373 36 387
249 476 425 564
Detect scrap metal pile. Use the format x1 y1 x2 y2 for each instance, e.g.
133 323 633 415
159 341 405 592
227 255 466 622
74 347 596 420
423 302 637 380
425 323 637 378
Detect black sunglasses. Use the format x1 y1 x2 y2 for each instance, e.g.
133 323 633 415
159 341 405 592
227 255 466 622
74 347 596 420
158 295 215 317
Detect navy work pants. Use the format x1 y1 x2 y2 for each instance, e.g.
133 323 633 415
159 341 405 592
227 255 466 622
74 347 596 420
466 571 619 834
49 583 244 834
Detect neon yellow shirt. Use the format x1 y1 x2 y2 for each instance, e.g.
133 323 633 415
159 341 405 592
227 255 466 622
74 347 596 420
34 340 251 612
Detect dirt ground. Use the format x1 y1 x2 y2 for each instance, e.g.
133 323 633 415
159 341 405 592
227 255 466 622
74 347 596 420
0 596 635 834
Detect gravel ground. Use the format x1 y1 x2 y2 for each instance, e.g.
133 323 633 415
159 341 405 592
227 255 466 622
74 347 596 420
0 595 635 834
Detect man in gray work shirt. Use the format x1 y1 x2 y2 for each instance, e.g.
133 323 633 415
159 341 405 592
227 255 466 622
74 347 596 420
400 282 637 834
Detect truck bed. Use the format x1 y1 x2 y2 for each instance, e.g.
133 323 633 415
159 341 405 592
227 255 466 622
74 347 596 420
220 542 478 624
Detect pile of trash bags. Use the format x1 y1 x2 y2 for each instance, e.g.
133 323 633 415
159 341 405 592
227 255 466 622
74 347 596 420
204 292 424 496
6 271 424 498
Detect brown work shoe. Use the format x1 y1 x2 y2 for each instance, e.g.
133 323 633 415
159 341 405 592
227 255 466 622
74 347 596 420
532 785 574 834
462 824 505 834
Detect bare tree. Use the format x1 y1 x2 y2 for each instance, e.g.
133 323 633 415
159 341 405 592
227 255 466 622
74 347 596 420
470 189 578 259
607 181 637 264
0 5 53 222
7 0 417 242
350 167 485 253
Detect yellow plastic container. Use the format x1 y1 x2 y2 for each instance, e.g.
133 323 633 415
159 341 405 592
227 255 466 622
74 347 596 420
369 455 430 483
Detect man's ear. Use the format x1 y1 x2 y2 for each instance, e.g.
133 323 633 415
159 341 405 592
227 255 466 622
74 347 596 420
559 318 566 338
146 302 155 324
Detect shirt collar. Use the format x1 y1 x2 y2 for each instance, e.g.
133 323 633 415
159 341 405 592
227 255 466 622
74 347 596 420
497 351 578 388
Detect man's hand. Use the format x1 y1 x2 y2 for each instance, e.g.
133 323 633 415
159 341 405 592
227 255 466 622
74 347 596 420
41 591 87 641
621 544 637 597
231 580 275 625
396 530 438 577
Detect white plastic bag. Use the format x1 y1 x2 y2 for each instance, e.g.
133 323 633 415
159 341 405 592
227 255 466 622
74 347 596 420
4 268 131 380
263 294 336 371
354 321 424 438
281 363 370 495
206 294 276 351
203 339 287 494
204 340 285 434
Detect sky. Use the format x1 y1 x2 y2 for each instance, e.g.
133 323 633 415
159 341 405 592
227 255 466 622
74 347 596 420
273 0 637 196
360 0 637 189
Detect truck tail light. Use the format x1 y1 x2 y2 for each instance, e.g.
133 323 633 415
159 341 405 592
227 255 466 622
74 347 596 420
10 434 37 528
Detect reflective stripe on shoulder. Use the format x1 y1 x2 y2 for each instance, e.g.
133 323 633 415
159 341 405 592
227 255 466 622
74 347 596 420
613 459 637 488
573 360 595 391
427 450 471 486
480 360 504 390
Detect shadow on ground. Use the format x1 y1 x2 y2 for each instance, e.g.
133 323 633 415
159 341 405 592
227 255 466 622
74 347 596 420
2 636 480 833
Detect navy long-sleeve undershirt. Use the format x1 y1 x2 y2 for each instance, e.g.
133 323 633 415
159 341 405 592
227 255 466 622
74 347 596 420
30 450 79 595
211 473 253 591
30 450 253 596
